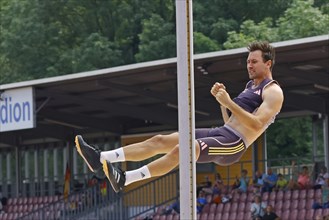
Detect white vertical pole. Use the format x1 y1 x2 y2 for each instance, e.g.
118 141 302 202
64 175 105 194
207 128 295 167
176 0 197 219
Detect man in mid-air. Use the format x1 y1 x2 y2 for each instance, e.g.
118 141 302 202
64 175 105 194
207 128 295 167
75 41 284 193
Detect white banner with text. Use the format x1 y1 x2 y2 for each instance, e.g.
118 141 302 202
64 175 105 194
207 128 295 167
0 87 35 132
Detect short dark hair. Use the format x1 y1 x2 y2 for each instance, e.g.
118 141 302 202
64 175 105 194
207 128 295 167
247 41 275 70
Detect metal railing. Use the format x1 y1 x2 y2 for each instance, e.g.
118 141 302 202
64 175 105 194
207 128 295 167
16 170 179 220
12 155 326 220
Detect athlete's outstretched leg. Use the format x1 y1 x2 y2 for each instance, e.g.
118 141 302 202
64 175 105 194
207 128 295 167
75 133 179 172
101 132 179 163
103 141 201 193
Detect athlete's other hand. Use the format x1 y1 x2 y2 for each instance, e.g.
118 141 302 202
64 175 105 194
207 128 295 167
215 88 231 108
211 82 226 97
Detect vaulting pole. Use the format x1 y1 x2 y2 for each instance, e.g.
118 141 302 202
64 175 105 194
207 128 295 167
175 0 196 219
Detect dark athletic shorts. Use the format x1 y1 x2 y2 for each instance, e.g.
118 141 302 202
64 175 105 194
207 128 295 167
196 125 247 166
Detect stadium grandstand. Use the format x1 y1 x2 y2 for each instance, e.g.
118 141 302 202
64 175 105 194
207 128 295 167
0 35 328 219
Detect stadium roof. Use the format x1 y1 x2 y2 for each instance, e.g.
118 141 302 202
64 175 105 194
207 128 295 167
0 35 328 147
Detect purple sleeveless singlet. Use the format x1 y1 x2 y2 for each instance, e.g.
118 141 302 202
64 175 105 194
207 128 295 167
196 79 278 166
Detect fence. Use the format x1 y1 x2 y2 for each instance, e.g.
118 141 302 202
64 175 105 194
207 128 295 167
9 154 325 220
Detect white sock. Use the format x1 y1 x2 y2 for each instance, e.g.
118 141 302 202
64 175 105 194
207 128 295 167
124 165 151 186
100 148 125 163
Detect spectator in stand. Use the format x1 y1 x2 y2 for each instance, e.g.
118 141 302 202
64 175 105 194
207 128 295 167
212 183 221 195
323 178 329 202
202 175 212 188
232 169 250 193
274 173 288 191
221 194 231 204
253 170 264 193
163 190 210 215
312 196 329 209
251 195 267 220
262 205 280 220
312 178 329 209
262 168 278 193
196 190 208 214
198 175 213 194
232 175 240 190
215 172 222 181
87 174 107 204
288 161 311 190
88 174 102 187
162 199 180 215
212 172 225 193
298 166 311 189
314 166 329 190
212 191 221 204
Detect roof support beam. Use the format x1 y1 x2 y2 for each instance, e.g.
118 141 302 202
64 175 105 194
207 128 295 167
41 89 178 127
39 109 121 134
99 81 218 118
284 91 327 114
276 66 329 86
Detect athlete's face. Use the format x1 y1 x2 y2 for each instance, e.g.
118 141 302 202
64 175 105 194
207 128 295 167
247 50 271 80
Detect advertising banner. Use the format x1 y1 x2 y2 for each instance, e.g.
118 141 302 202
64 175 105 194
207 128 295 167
0 87 35 132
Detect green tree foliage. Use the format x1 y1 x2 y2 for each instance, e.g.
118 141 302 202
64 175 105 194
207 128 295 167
193 0 292 34
1 0 56 81
0 0 177 83
49 33 123 75
266 117 313 159
135 14 176 62
1 0 328 84
193 32 220 54
314 0 329 14
277 0 329 39
209 18 239 47
223 0 329 48
223 18 279 49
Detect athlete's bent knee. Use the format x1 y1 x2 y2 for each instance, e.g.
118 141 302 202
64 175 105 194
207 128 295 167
148 134 165 145
167 145 180 162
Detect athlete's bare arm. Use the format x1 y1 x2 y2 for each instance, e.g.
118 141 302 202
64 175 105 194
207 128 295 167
220 105 230 123
215 83 283 132
211 82 230 123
